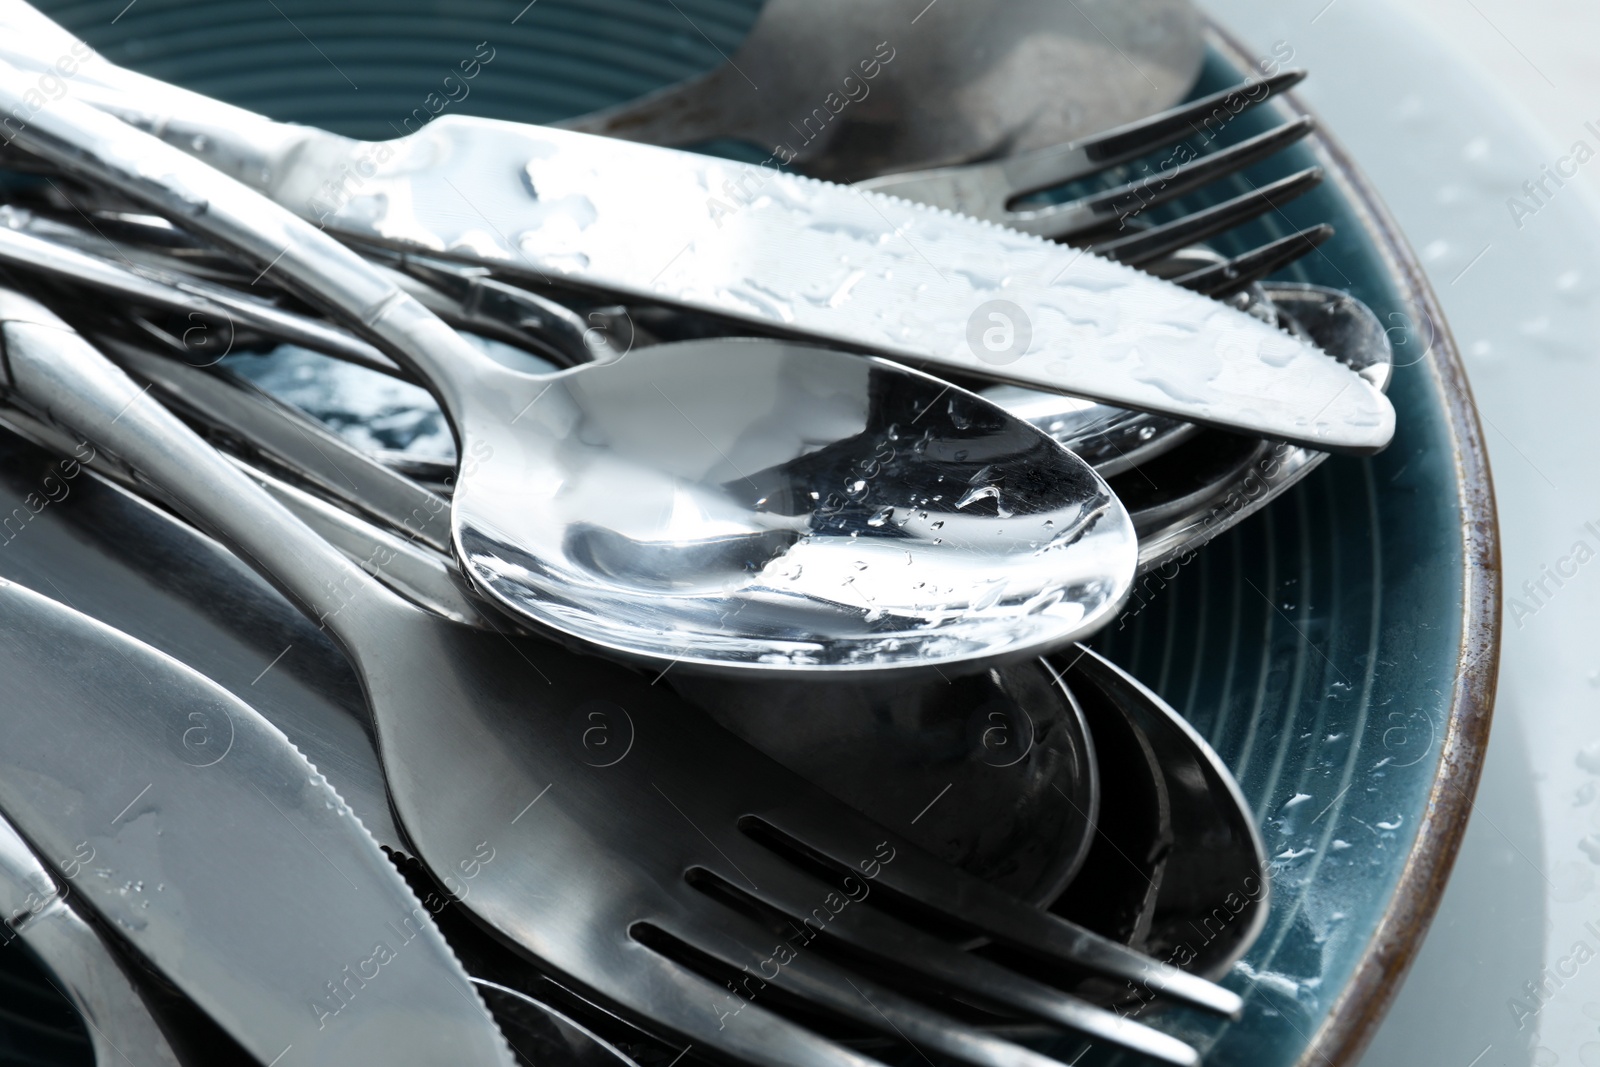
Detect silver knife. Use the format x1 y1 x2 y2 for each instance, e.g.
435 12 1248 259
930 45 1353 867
0 812 185 1066
0 3 1393 453
0 574 516 1067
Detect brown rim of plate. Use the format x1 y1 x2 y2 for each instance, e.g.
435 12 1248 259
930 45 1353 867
1204 23 1502 1067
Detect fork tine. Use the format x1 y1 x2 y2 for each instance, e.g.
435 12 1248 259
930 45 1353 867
686 851 1200 1064
642 905 1197 1067
1008 118 1317 241
746 806 1243 1018
1174 224 1336 298
996 70 1308 200
1090 168 1325 267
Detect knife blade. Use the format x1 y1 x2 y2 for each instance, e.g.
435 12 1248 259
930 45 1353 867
171 116 1401 454
0 5 1393 453
0 407 404 852
0 575 516 1067
0 410 643 1067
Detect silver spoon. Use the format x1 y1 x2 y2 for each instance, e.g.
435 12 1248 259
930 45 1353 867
667 662 1101 906
108 315 1138 675
1058 647 1267 981
0 66 1140 677
561 0 1202 183
13 340 1106 905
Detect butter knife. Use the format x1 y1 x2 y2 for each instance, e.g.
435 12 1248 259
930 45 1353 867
0 3 1393 453
0 574 516 1067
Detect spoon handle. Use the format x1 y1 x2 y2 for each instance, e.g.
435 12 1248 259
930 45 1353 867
0 288 398 645
0 56 489 415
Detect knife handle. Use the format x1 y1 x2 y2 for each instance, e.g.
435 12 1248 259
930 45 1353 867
0 8 390 266
0 1 304 190
0 291 402 643
0 55 500 416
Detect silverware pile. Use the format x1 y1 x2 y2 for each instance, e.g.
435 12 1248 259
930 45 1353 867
0 2 1395 1065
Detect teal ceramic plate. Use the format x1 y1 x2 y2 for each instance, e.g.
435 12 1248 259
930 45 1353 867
3 5 1498 1066
1085 29 1496 1067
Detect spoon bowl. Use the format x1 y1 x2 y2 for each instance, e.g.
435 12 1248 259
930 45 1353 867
459 338 1139 675
1128 282 1394 571
669 658 1100 903
1059 647 1267 982
979 279 1394 570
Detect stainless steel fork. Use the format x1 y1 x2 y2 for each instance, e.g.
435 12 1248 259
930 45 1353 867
860 71 1332 296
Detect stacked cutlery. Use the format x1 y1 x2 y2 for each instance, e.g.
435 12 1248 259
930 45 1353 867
0 1 1401 1063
